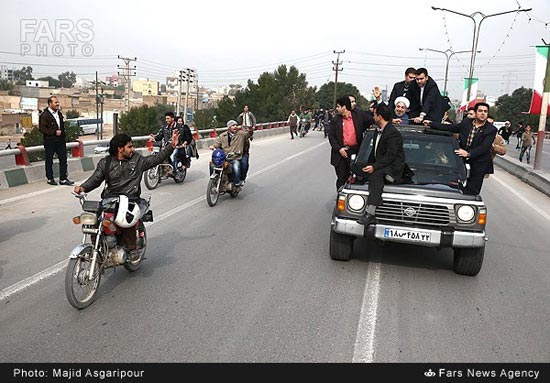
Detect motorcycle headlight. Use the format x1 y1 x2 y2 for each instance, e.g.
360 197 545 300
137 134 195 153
80 212 98 225
456 205 476 223
348 195 365 212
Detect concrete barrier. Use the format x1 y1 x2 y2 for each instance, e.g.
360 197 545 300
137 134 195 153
494 154 550 198
0 125 290 189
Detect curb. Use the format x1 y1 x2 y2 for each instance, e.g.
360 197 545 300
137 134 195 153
0 126 290 189
493 155 550 198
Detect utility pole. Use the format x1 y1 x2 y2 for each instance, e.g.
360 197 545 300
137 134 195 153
117 55 137 112
195 73 199 111
534 42 550 171
176 69 184 116
184 68 196 123
95 71 99 140
332 50 345 109
431 5 531 103
418 48 474 96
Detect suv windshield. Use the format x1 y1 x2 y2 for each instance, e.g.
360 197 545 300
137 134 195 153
353 129 466 188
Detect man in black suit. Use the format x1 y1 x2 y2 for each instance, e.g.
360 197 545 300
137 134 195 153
39 95 73 185
425 102 497 195
356 103 405 226
328 96 374 190
412 68 448 125
388 67 418 113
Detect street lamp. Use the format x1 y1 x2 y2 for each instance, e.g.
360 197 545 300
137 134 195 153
431 5 531 102
418 48 476 96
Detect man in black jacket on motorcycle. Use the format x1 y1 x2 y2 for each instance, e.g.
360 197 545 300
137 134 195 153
151 112 188 174
74 129 179 251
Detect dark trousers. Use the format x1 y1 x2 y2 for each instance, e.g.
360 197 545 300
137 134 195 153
334 159 351 190
44 140 68 180
364 169 385 206
290 125 297 138
462 175 484 195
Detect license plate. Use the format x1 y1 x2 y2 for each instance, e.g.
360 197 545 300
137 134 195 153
384 228 431 242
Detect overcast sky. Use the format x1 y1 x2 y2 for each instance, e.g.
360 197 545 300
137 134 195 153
2 0 549 102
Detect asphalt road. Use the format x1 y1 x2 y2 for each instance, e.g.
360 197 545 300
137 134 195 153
0 131 549 363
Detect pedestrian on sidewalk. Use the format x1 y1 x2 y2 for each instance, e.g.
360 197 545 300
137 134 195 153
39 95 74 186
5 138 12 149
519 124 536 164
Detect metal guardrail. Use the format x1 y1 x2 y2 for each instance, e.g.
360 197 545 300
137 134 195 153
0 121 288 165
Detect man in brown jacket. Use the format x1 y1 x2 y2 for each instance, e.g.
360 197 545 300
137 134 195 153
209 120 253 187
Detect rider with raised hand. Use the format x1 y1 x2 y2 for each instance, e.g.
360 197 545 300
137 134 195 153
74 129 179 251
151 112 180 175
208 120 253 187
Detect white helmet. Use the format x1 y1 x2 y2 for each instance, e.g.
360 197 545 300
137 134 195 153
114 195 141 228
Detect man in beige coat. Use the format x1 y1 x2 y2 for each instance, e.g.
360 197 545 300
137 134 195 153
209 120 253 186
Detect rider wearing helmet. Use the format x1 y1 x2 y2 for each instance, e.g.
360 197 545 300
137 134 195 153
74 129 179 251
208 119 253 187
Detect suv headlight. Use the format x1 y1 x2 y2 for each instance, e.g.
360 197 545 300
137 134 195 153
456 205 476 223
348 195 365 212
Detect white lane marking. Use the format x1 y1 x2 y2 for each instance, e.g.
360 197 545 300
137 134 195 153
0 259 68 302
0 178 87 205
491 174 550 222
0 141 328 302
353 262 382 363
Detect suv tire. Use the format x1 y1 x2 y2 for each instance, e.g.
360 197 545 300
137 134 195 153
330 229 354 261
453 246 484 276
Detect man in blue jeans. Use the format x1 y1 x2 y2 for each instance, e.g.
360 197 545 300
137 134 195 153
208 120 253 187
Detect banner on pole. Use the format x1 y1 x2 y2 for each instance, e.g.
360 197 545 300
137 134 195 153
458 78 478 112
527 45 550 115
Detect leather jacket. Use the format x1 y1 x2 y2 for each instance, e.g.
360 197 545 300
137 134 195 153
81 145 174 198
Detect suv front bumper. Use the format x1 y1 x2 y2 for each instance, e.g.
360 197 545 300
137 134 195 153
332 217 487 248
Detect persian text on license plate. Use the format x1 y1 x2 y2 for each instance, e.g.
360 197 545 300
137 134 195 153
384 228 431 242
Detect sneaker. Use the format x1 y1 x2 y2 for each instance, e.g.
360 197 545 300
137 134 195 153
47 179 58 185
127 249 141 262
59 178 74 185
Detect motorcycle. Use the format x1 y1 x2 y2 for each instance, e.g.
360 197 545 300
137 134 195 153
144 143 187 190
206 149 241 207
65 192 152 309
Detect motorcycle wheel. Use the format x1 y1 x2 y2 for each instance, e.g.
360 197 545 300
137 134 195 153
174 167 187 183
206 175 221 207
65 245 101 310
124 221 146 272
144 165 160 190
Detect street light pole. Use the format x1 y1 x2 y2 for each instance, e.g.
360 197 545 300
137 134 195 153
418 48 473 96
431 5 531 102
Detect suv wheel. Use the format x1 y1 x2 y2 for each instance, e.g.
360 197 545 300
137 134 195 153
453 246 484 276
330 229 354 261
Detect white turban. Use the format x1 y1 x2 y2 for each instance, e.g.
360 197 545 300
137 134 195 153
395 96 410 109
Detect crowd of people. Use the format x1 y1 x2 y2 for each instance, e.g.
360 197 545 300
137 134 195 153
35 71 535 235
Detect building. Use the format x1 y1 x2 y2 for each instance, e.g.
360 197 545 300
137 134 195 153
0 66 15 82
26 80 50 88
132 79 159 96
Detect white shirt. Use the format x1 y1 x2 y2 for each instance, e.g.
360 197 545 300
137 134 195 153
48 107 61 128
374 128 384 157
419 86 425 106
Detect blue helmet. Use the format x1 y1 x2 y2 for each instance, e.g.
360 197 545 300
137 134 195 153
212 149 226 166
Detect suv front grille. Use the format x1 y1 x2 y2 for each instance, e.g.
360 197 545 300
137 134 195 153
375 200 450 226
